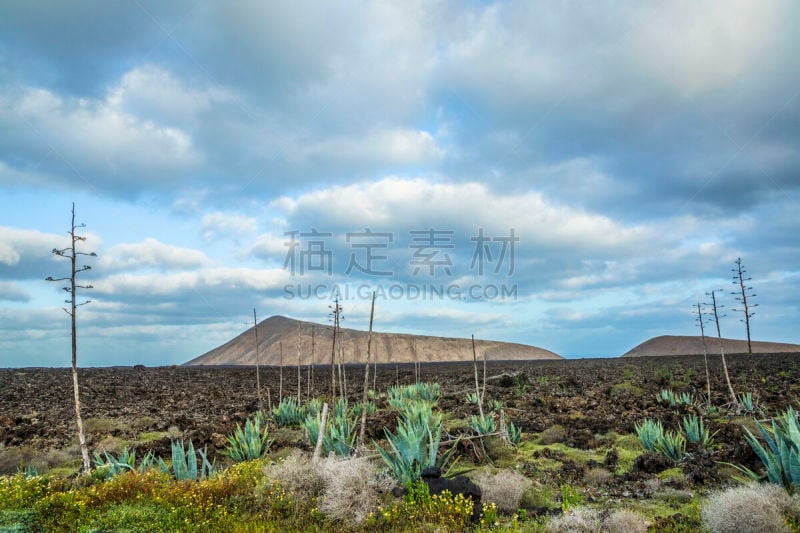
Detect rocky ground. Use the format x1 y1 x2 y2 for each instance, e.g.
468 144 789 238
2 353 798 475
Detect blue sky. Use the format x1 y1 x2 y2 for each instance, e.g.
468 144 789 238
1 1 799 367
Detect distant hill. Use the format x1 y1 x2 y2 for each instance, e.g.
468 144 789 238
185 315 562 366
621 335 800 358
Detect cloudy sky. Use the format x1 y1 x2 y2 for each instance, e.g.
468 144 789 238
1 1 799 367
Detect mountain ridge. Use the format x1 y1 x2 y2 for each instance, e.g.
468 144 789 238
185 315 563 366
621 335 800 358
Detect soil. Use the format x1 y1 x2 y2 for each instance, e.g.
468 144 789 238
1 353 799 482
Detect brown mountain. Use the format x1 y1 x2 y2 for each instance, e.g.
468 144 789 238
621 335 800 358
185 315 562 366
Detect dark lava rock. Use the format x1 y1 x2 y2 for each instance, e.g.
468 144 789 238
604 448 620 470
633 452 673 474
421 466 483 522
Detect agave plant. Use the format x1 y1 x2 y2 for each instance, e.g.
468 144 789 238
303 406 357 457
324 415 357 457
635 419 664 451
658 389 677 407
305 398 322 418
735 406 800 492
466 392 480 406
682 414 714 449
471 414 496 435
508 421 522 445
376 409 458 484
158 440 216 481
93 447 155 479
16 464 39 478
387 383 440 410
676 392 695 406
225 412 272 462
349 400 376 418
271 397 307 427
654 430 686 462
487 399 504 412
737 392 757 413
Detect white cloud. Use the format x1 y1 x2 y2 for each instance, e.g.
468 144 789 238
633 0 780 94
100 238 209 271
272 176 654 253
107 65 235 123
0 84 203 191
93 267 290 297
0 281 30 302
0 226 78 279
200 212 258 242
306 128 444 166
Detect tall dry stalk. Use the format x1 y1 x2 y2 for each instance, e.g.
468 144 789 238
707 290 737 405
279 341 284 402
696 302 712 406
471 334 485 422
358 292 376 446
253 308 262 411
46 203 96 475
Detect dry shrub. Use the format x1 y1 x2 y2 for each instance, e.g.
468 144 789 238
262 450 325 500
702 484 795 533
0 445 36 475
94 436 124 454
472 469 533 513
583 467 613 486
603 509 648 533
544 507 601 533
318 455 394 524
538 425 567 445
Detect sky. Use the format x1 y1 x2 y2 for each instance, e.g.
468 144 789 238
1 1 799 367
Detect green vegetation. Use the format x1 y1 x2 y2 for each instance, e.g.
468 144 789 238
4 370 798 532
654 430 687 462
682 414 715 449
225 412 272 462
271 397 306 427
470 414 496 435
736 406 800 492
157 440 216 481
635 418 664 451
93 447 155 479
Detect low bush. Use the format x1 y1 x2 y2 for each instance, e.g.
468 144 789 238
472 469 532 513
544 507 601 532
604 509 649 533
702 483 797 533
538 424 567 445
318 455 393 524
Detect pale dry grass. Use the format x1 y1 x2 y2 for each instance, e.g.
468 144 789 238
702 484 796 533
472 469 533 513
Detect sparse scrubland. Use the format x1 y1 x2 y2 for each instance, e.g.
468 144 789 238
2 354 800 531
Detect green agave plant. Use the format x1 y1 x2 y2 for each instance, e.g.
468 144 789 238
471 414 496 435
271 397 307 427
225 412 272 462
654 430 686 462
508 421 522 445
158 439 216 481
735 406 800 492
635 419 664 452
682 414 714 449
93 447 155 479
376 407 458 484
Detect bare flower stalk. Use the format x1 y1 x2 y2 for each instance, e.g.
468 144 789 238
46 203 96 475
695 302 712 406
706 290 737 405
472 334 485 423
358 291 376 446
253 308 262 412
